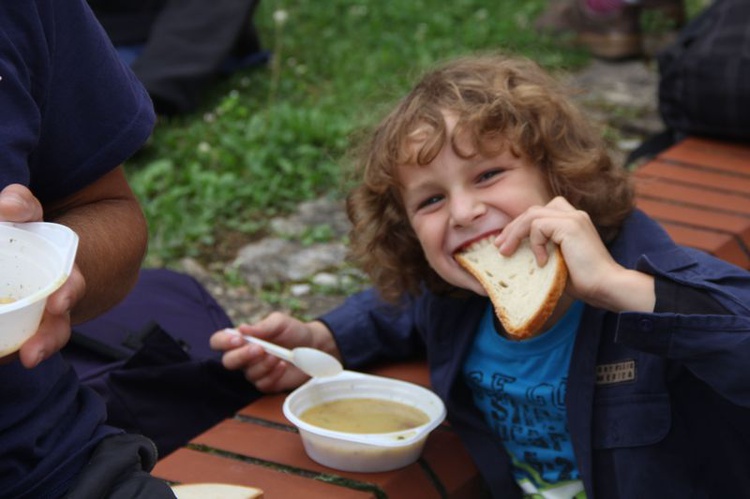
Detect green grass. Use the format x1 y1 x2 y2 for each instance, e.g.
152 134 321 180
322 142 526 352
125 0 705 268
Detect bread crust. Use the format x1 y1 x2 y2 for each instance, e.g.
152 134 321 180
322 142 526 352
455 238 568 339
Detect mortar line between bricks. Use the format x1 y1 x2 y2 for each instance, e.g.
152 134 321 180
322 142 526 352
417 459 448 499
185 443 388 498
657 158 750 179
234 413 298 432
636 174 750 199
636 193 750 217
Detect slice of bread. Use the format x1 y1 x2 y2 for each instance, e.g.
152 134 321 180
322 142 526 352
171 483 264 499
455 237 567 339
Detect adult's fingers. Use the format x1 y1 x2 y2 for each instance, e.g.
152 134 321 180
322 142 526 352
18 311 72 368
0 184 44 222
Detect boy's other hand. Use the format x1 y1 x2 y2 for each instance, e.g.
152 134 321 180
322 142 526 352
210 313 342 393
496 196 655 312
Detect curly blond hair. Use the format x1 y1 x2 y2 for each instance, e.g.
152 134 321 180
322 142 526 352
346 53 634 303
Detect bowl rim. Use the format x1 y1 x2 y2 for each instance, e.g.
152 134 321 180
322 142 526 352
283 370 447 448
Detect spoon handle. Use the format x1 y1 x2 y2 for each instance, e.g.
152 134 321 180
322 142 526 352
225 328 294 363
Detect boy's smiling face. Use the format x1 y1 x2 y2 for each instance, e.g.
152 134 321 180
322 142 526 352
398 116 552 296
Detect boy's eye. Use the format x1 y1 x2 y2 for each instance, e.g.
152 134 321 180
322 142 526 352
417 194 443 210
477 169 502 183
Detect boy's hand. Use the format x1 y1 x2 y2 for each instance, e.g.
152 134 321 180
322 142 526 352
495 196 655 312
210 312 342 393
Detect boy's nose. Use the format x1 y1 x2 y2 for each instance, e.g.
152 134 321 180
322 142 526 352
449 195 485 227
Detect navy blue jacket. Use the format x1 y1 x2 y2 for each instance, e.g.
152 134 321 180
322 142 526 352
321 210 750 498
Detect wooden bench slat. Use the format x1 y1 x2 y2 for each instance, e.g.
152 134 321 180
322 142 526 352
192 419 315 471
635 161 750 195
635 177 750 216
366 359 433 387
659 137 750 174
637 198 750 241
237 393 289 424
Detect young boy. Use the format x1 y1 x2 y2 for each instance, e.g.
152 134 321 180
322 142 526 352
211 54 750 498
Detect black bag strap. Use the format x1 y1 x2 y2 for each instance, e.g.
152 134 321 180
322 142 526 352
69 329 132 361
625 129 681 166
70 320 189 362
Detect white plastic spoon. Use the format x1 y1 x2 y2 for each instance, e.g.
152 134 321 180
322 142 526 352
225 328 343 378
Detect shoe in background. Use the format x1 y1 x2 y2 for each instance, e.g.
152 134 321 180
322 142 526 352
535 0 686 60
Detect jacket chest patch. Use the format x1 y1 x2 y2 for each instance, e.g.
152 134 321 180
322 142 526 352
596 360 636 385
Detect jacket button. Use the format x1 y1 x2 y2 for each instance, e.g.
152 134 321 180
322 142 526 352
639 319 654 332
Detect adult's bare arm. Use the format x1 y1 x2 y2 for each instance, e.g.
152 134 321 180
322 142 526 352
43 166 148 324
3 166 149 367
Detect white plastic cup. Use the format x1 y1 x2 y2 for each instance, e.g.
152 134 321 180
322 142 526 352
0 222 78 357
283 370 446 472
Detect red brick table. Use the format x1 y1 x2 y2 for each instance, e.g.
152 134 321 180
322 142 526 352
153 360 484 498
634 136 750 269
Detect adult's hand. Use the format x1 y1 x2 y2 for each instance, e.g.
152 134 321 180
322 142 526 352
0 183 44 221
0 184 85 367
0 167 148 368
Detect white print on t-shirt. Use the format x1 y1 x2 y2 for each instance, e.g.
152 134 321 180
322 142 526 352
467 371 578 484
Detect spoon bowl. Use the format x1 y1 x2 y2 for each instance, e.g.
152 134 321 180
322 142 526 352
225 328 343 378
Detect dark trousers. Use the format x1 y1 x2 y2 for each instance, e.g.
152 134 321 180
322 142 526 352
89 0 264 114
63 434 175 499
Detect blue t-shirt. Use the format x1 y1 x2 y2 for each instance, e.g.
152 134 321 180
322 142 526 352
464 302 585 496
0 1 155 497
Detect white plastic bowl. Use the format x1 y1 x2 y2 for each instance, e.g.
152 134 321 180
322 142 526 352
283 370 446 473
0 222 78 357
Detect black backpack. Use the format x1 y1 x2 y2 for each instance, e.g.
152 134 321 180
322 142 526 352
657 0 750 142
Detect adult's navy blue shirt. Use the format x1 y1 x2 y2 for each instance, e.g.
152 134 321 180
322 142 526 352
0 1 155 497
